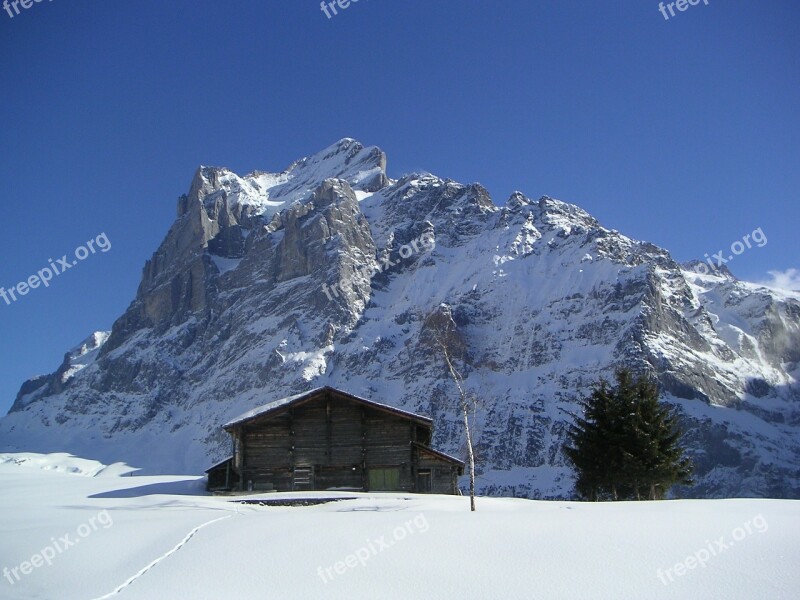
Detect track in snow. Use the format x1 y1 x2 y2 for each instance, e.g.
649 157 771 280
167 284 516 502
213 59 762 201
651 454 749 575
89 514 233 599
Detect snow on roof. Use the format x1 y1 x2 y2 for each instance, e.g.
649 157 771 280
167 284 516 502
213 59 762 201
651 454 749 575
204 456 233 472
411 442 465 467
223 386 432 429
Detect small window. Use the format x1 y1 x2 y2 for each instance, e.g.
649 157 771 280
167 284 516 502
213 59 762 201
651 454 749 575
293 467 314 491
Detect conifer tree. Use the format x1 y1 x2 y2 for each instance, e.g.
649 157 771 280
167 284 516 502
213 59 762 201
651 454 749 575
564 369 693 500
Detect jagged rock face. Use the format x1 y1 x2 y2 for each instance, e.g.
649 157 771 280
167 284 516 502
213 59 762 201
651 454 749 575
2 139 799 498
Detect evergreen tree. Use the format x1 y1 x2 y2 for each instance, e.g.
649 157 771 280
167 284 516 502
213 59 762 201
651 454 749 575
564 369 693 500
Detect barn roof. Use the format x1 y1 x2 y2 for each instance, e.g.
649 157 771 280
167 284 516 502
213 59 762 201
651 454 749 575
204 456 233 473
224 386 434 429
412 441 465 468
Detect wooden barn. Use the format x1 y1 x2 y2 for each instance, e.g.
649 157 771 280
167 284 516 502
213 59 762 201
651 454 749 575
206 386 464 494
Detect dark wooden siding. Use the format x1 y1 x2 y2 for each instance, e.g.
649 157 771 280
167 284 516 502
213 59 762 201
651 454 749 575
237 391 421 492
206 458 238 491
243 412 291 468
417 450 461 494
363 407 414 491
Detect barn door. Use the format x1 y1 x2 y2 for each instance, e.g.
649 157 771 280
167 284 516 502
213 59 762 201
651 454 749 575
368 468 400 491
416 469 432 493
293 467 314 491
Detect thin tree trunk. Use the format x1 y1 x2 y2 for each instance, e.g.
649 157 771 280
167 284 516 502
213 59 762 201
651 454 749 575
442 345 477 512
462 403 476 512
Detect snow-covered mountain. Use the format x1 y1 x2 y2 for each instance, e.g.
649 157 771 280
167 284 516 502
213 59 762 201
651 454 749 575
2 138 798 498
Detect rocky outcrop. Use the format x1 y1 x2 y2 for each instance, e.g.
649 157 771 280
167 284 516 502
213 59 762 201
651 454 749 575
2 139 798 499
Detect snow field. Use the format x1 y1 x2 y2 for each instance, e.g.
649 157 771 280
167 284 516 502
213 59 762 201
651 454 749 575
0 454 798 599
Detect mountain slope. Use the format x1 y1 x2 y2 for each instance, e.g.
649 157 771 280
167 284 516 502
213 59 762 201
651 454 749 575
2 138 799 498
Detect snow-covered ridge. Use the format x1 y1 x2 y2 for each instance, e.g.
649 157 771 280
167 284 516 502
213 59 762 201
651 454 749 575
1 139 798 500
60 331 110 384
0 452 134 477
192 138 387 221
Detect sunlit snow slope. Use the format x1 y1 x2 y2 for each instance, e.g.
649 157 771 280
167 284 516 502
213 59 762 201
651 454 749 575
1 139 798 499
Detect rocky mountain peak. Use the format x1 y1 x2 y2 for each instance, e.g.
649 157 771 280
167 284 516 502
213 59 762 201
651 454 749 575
2 140 798 499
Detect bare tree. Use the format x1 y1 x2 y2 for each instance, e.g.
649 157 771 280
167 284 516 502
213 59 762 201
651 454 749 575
424 304 477 511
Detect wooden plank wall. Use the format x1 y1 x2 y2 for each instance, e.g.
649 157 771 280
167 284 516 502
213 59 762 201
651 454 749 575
238 393 418 492
417 453 460 495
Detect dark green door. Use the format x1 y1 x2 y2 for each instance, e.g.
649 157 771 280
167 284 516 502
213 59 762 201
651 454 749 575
368 468 400 491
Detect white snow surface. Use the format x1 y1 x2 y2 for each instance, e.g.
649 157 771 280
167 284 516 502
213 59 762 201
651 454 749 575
0 454 798 600
0 452 133 477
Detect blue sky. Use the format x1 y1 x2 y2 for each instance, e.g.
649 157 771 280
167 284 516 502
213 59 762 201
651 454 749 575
0 0 797 415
